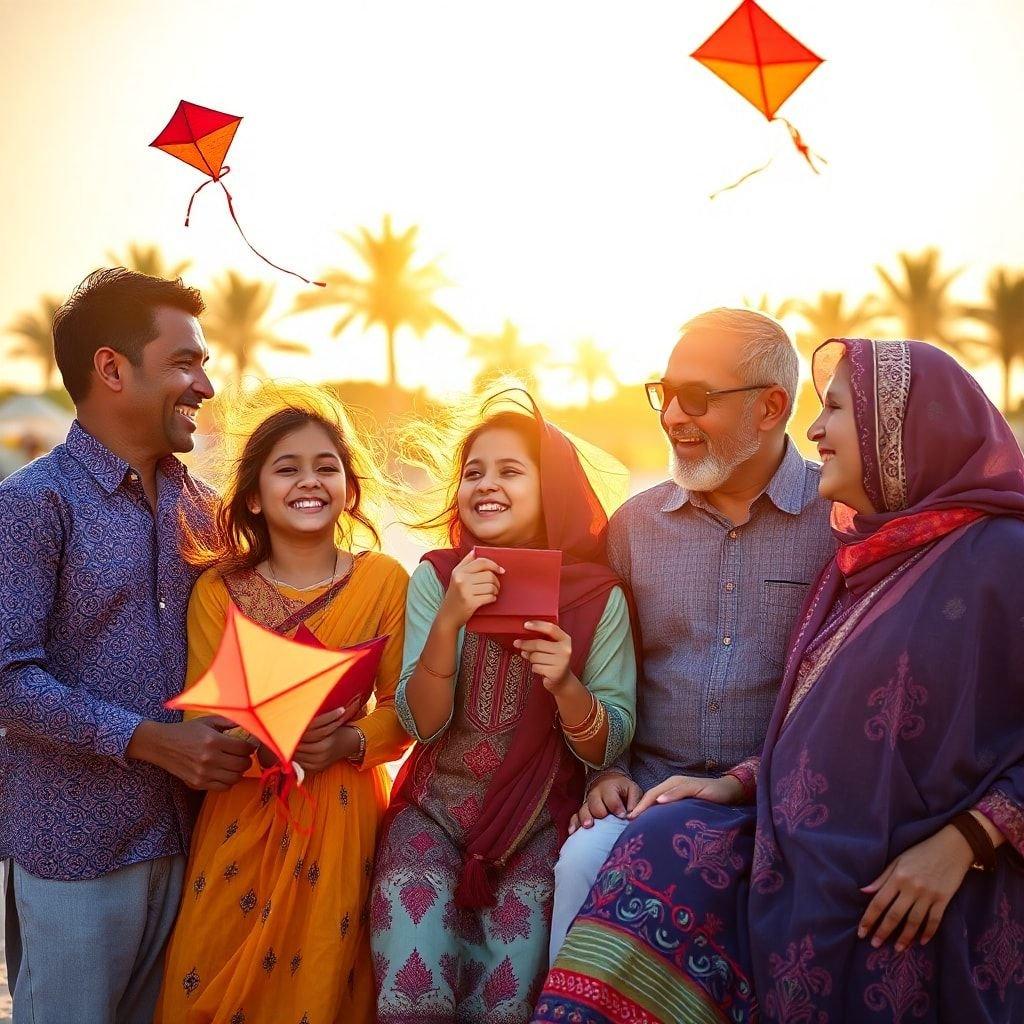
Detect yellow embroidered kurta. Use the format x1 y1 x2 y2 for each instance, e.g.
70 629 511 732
155 551 410 1024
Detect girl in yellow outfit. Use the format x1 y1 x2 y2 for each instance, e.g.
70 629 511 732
155 384 411 1024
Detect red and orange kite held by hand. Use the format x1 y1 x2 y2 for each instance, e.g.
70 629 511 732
166 603 386 830
691 0 826 196
151 100 324 287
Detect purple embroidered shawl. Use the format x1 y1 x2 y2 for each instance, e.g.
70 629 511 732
745 339 1024 1019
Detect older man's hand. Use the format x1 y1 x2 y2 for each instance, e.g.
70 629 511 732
568 771 642 835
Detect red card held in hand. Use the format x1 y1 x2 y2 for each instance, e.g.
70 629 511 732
292 625 387 714
466 547 562 637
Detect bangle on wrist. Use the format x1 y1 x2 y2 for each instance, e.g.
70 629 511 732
346 725 367 766
561 695 607 743
950 811 997 871
418 657 455 680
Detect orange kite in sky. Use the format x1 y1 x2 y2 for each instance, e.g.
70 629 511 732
691 0 826 192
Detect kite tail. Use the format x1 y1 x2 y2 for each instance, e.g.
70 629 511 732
776 118 828 173
184 174 220 228
709 155 775 199
217 179 326 288
260 762 317 835
709 119 827 199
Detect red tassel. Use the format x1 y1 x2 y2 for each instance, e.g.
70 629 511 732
454 854 497 909
776 118 827 174
259 763 317 835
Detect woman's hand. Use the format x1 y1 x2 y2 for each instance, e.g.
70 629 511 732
292 702 361 775
627 773 745 820
513 620 572 691
438 551 504 629
858 824 975 952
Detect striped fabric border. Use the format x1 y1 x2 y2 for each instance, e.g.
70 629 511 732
555 920 731 1024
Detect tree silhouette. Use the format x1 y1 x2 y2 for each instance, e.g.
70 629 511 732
792 292 881 359
202 271 308 379
965 268 1024 413
293 216 460 391
468 320 550 391
106 242 191 280
875 249 979 360
567 338 619 403
742 295 797 322
6 295 63 388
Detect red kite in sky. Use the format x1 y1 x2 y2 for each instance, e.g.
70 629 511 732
691 1 826 194
151 100 324 286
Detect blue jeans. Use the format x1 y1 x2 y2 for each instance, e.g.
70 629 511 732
548 813 630 964
4 856 184 1024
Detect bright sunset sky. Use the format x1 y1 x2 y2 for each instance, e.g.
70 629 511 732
2 0 1023 400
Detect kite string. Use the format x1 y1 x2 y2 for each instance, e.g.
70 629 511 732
260 762 317 835
216 179 326 288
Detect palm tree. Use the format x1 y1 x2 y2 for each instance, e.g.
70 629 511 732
792 292 881 359
468 320 550 390
567 338 619 403
106 242 191 279
6 295 63 387
965 268 1024 413
875 248 976 358
201 271 309 379
293 216 461 391
742 295 797 322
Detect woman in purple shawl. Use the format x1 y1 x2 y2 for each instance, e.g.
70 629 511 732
531 339 1024 1023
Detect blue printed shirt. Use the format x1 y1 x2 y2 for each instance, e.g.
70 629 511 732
0 421 214 879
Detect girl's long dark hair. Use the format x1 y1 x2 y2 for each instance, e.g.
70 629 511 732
182 383 383 574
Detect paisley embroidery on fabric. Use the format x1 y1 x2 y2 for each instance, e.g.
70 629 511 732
864 650 928 749
671 819 745 890
764 934 832 1023
972 894 1024 1002
864 945 933 1023
773 749 829 834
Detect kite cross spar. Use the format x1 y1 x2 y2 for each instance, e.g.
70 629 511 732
166 603 387 832
151 100 325 287
691 0 826 197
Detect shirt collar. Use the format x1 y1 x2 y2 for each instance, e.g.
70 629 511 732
660 436 810 517
66 420 188 494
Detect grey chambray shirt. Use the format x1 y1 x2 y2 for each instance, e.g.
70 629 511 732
608 438 836 792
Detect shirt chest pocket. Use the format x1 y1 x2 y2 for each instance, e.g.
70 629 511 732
758 580 809 672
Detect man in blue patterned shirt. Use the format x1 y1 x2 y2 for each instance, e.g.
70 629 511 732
0 269 254 1022
549 308 837 959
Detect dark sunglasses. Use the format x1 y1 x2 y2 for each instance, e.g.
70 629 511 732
645 380 774 416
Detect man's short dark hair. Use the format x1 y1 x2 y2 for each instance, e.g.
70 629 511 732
52 268 205 402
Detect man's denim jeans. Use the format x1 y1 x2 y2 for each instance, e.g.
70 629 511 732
4 855 184 1024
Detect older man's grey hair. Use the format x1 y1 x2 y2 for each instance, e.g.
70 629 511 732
680 307 799 423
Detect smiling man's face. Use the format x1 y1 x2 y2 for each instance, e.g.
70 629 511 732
121 306 214 455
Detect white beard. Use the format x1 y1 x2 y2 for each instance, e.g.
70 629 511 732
668 411 762 493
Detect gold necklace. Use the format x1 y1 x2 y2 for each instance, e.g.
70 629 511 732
267 549 341 593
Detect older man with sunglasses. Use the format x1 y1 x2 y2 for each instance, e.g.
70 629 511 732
548 307 837 959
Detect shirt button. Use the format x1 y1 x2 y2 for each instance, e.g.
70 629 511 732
705 758 717 771
724 582 735 592
129 472 139 482
158 598 167 610
728 529 738 540
708 699 720 713
722 636 732 646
